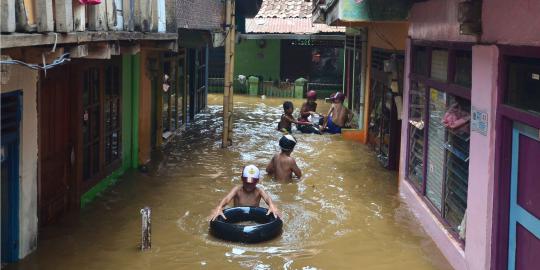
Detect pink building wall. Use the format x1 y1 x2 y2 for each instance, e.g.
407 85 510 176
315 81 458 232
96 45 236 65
465 45 500 270
482 0 540 46
397 0 539 269
408 0 475 43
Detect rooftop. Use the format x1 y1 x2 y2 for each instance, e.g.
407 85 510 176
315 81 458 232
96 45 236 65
246 0 345 34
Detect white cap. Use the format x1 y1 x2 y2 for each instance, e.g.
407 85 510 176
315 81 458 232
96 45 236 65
242 165 260 183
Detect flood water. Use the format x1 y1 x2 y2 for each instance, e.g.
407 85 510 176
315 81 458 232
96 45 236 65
8 95 451 270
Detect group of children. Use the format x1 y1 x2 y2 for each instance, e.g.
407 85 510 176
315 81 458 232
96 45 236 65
209 90 351 222
277 90 352 135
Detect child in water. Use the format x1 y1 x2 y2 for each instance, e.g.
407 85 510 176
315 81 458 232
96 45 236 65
322 92 352 134
277 101 310 134
266 135 302 181
297 90 322 134
209 165 280 221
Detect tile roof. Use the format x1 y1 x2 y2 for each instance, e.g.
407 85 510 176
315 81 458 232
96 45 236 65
246 0 345 34
246 18 345 34
255 0 312 18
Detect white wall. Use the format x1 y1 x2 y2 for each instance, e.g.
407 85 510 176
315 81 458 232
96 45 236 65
1 64 39 259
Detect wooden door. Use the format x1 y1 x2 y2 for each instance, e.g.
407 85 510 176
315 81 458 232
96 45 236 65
39 66 74 226
507 122 540 270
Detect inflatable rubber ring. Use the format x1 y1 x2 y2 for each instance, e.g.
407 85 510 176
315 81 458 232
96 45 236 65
210 207 283 243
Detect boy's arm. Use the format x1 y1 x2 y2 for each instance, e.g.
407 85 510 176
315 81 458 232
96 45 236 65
322 106 334 129
284 114 301 125
291 159 302 179
258 188 281 219
266 155 275 174
209 186 239 221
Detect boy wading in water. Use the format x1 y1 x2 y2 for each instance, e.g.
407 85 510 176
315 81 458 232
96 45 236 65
323 92 352 134
277 101 310 134
297 90 322 134
266 135 302 181
209 165 280 221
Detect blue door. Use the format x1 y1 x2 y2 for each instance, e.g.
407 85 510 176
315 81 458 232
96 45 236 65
508 122 540 270
1 91 22 263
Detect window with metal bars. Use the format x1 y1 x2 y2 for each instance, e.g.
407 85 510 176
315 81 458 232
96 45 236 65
406 43 472 242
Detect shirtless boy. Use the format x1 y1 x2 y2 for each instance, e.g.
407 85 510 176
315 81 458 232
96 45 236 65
297 90 322 134
210 165 280 221
266 135 302 181
322 92 352 134
277 101 310 133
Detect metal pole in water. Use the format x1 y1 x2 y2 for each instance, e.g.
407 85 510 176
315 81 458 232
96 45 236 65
140 207 151 251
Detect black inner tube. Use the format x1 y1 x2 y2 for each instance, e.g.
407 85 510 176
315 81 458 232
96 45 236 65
210 207 283 243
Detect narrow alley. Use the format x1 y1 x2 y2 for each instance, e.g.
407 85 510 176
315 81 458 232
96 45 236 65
5 95 450 270
2 0 540 269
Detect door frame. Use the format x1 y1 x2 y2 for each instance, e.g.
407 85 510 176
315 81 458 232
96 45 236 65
492 45 540 270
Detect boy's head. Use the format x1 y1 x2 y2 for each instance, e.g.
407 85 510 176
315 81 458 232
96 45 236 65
241 165 260 192
306 90 317 102
279 135 297 153
283 101 294 114
330 92 345 103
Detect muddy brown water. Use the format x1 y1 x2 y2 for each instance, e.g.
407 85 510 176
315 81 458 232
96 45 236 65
8 95 451 270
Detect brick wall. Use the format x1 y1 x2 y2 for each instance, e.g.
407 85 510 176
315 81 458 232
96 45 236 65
176 0 224 30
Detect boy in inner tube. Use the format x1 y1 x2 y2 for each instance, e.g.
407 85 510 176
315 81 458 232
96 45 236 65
209 165 281 221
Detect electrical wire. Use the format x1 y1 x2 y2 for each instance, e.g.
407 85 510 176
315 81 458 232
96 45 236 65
0 53 71 71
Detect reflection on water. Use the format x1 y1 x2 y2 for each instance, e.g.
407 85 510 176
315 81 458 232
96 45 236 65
8 95 451 270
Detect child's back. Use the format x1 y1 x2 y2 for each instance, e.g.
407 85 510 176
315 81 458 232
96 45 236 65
266 135 302 181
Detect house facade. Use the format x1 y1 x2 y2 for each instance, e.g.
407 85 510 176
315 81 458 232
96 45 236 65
0 0 177 263
315 0 540 269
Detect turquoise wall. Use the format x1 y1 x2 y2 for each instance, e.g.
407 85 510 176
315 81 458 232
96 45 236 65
235 39 281 82
339 0 413 21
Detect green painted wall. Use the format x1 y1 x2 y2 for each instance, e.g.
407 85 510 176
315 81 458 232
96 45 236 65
81 54 140 208
234 39 281 82
339 0 413 22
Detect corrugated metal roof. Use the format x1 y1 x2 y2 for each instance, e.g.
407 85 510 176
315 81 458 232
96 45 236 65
246 18 345 34
247 0 345 34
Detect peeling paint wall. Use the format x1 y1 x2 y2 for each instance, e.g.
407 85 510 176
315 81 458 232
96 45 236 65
1 64 39 259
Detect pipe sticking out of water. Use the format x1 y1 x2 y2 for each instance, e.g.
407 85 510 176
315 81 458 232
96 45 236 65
140 207 151 251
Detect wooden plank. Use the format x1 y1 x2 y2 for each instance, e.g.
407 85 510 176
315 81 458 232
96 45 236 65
110 42 121 55
35 0 54 32
133 0 141 31
105 0 116 30
140 0 151 32
164 0 175 33
22 47 65 64
23 0 35 25
122 0 133 31
69 44 88 58
0 31 178 49
121 43 140 55
15 0 36 32
72 0 85 31
85 43 111 59
87 1 108 31
1 0 16 32
150 0 158 32
54 0 74 32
